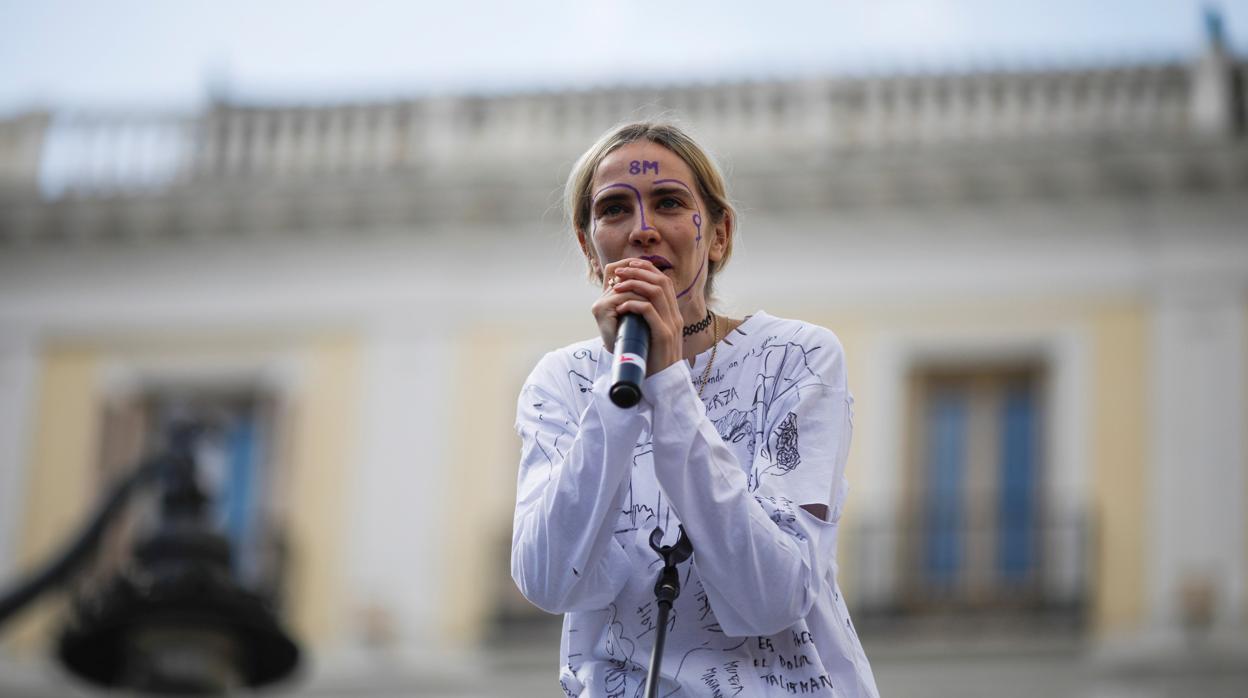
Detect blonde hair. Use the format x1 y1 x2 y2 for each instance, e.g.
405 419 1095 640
565 121 736 299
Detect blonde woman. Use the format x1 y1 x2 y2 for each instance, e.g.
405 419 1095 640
511 122 878 697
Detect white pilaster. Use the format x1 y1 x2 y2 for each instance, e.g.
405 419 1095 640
343 318 455 650
1149 279 1246 640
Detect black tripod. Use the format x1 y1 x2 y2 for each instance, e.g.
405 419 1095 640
643 525 693 698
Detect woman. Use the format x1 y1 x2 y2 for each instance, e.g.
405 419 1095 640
511 122 878 697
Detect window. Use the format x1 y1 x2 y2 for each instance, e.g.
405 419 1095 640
900 364 1046 610
92 387 290 607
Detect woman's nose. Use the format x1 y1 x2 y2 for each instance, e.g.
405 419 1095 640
628 216 660 246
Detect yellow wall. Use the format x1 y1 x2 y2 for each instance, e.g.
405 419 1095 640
816 313 867 603
4 345 99 655
442 326 522 646
1088 303 1148 637
284 335 360 646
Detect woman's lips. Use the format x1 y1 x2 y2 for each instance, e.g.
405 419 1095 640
639 255 673 271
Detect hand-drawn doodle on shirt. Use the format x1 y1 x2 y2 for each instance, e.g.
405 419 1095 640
713 408 757 466
756 495 808 542
601 603 644 697
617 441 675 537
708 337 828 491
569 369 594 395
519 390 567 482
772 412 801 472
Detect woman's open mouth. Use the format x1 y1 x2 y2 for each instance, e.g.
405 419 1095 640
640 255 673 271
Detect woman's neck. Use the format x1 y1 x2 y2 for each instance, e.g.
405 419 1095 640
680 303 718 360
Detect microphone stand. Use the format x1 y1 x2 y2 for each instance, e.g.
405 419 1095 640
643 525 692 698
611 316 690 695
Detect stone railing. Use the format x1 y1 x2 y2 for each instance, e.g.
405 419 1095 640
189 63 1195 177
31 111 198 197
4 49 1240 200
848 504 1091 621
0 112 51 193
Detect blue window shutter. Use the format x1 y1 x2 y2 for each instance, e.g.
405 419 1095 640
997 383 1037 582
224 410 258 575
923 388 968 589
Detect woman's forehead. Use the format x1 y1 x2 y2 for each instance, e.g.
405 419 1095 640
592 142 694 188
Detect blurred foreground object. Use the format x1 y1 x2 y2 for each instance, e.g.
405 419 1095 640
0 424 300 694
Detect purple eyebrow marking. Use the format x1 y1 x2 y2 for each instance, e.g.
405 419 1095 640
654 178 704 243
593 182 655 231
652 178 694 193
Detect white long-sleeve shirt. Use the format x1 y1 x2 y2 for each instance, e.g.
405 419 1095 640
512 312 879 697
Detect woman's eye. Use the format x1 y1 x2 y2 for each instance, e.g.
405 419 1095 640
599 203 627 218
657 197 682 209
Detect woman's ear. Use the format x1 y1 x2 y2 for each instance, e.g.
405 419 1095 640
577 228 603 280
708 211 732 263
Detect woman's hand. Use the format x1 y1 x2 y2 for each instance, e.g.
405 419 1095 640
591 259 683 376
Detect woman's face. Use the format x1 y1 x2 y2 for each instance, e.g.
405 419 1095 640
580 140 728 307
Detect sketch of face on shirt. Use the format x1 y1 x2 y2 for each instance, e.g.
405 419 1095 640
586 141 722 304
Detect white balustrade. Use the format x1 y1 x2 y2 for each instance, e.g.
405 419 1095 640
0 54 1238 200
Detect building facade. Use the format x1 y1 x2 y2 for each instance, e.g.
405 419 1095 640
1 21 1245 697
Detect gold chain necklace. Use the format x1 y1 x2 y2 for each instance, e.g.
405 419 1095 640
696 313 719 399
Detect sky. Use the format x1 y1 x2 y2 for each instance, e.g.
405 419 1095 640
2 0 1247 115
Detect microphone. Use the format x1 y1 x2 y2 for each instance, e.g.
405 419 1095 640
609 314 650 408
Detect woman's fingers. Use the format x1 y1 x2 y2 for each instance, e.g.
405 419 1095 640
591 286 651 352
594 258 684 374
615 299 666 333
614 262 673 290
601 259 639 288
614 265 677 314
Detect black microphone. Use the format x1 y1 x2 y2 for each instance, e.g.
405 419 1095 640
609 314 650 408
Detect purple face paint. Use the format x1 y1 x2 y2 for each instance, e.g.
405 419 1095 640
649 177 710 299
593 182 656 232
629 160 660 175
651 178 695 194
653 178 704 243
593 175 710 300
676 259 706 299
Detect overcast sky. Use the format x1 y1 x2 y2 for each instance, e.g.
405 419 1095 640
2 0 1247 115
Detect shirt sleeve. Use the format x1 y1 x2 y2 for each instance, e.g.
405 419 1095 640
510 349 643 614
647 332 852 637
